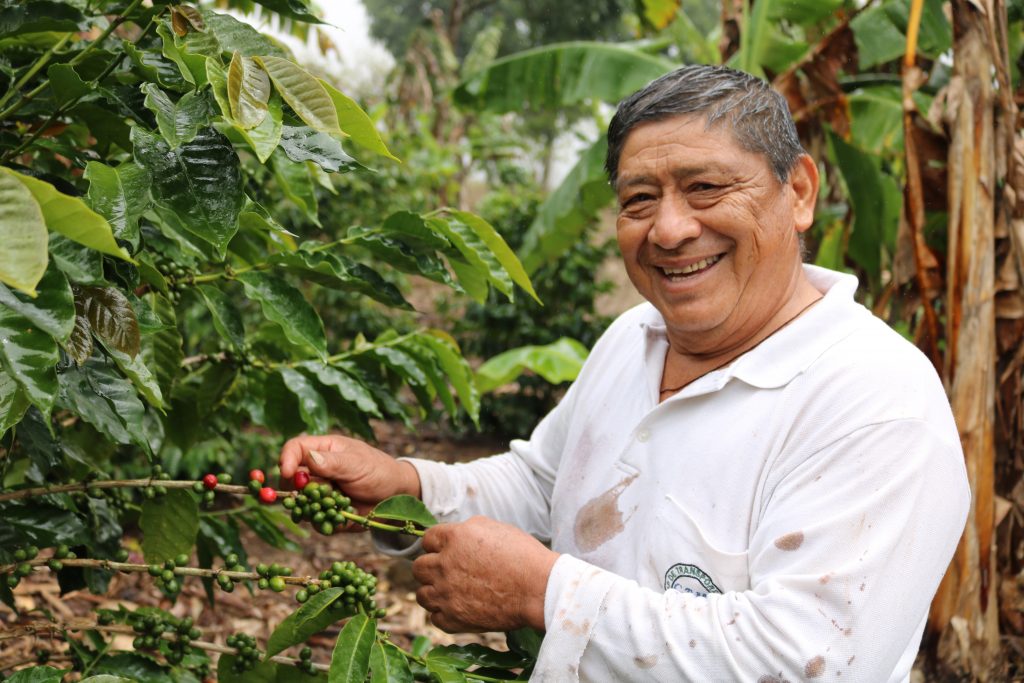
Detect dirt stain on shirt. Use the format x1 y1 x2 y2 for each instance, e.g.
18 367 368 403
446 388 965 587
774 531 805 551
634 654 658 669
805 655 826 678
574 474 638 552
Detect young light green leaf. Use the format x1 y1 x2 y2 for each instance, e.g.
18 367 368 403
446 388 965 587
76 286 141 358
239 89 284 163
140 489 198 564
132 126 244 257
141 83 212 147
445 209 538 303
83 161 151 248
228 51 271 129
257 56 341 136
0 305 59 418
266 588 348 658
2 168 133 263
370 642 413 683
236 271 327 359
279 367 329 434
328 613 376 683
0 169 49 295
320 80 398 161
0 266 74 343
370 495 438 529
475 337 588 394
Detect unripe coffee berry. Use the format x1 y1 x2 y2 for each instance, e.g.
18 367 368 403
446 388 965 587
293 471 310 490
269 576 286 592
202 474 218 490
258 487 277 504
249 469 265 484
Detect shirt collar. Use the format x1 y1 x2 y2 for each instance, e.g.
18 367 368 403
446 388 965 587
637 265 868 392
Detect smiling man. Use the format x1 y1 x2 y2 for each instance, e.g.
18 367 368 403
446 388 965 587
279 65 969 681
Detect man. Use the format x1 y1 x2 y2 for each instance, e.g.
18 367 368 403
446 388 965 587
279 65 969 681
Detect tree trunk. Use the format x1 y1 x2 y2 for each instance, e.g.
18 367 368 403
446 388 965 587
929 1 1005 677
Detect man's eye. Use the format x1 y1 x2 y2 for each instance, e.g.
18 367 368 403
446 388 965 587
622 193 654 208
690 182 719 192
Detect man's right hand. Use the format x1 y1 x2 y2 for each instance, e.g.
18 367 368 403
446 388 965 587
278 434 422 523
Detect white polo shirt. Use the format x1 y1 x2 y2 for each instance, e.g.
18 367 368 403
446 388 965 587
405 265 969 682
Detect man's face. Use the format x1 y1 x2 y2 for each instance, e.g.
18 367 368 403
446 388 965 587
614 115 817 351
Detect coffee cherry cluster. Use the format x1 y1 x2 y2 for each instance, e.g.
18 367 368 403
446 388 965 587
281 482 357 536
247 468 279 504
192 472 231 508
297 646 316 675
123 610 202 665
157 260 194 305
143 464 172 500
318 561 383 616
146 553 190 596
215 553 247 593
255 562 293 593
226 632 262 673
4 545 41 588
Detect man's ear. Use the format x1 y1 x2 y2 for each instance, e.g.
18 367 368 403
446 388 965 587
788 154 819 233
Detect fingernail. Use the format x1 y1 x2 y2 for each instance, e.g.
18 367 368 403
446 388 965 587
309 450 324 466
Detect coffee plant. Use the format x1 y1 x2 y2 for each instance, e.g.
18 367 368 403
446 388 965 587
0 0 540 680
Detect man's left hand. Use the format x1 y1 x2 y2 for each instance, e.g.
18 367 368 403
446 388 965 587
412 516 559 633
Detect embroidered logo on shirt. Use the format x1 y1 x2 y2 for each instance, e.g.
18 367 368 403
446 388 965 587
664 563 722 597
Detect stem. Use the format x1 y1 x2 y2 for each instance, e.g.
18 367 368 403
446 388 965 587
0 33 74 112
0 478 259 503
0 557 319 586
0 620 328 672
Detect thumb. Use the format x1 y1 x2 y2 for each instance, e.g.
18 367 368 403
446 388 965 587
305 449 348 480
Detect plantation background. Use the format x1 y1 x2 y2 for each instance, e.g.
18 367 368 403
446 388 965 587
1 0 1023 681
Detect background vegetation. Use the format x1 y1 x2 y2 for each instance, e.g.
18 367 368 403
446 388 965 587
1 0 1023 680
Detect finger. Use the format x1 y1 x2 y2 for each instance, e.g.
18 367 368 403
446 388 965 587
415 585 438 611
421 525 447 554
411 554 439 584
429 610 466 634
279 435 342 477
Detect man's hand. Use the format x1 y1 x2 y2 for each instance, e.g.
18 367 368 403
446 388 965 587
412 516 559 633
278 434 421 522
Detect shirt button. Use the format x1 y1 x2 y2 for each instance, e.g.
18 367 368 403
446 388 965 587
636 430 650 443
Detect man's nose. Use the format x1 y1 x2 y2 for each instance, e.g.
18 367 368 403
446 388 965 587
649 193 702 249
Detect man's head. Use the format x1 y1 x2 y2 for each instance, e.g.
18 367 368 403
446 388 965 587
605 65 805 188
608 65 820 356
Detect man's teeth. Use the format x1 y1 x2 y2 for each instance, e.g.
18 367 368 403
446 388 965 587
663 255 721 276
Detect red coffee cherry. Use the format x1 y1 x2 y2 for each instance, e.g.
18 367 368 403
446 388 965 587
249 469 265 484
202 474 218 490
258 487 277 504
293 471 310 490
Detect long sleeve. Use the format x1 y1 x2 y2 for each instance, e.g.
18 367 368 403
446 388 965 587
533 419 969 682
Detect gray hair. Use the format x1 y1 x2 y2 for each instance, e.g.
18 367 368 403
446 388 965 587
605 65 805 187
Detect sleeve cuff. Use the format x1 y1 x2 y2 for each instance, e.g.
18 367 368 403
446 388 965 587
533 554 618 681
397 457 465 521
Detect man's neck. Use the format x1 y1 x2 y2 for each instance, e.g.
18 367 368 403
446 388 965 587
659 275 823 400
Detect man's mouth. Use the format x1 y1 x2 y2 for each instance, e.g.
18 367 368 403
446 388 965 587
660 254 723 280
